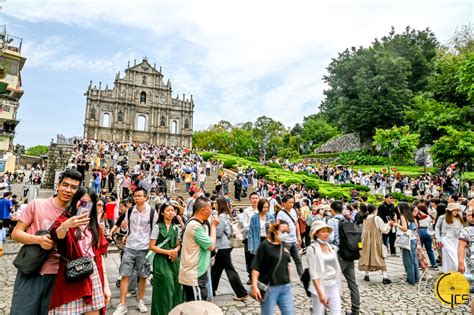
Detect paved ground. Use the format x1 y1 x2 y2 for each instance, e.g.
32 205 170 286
0 170 471 314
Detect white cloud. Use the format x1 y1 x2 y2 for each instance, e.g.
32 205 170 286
4 0 473 138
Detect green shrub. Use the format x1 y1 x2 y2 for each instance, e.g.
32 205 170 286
327 191 349 199
336 150 386 165
223 159 237 169
391 192 415 203
295 171 307 175
305 180 319 190
267 162 282 169
246 156 258 162
254 166 269 178
285 178 303 186
201 152 215 161
340 183 370 192
308 174 320 180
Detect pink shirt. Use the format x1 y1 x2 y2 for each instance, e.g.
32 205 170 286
19 198 65 275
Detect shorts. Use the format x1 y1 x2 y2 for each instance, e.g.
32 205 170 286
120 248 150 278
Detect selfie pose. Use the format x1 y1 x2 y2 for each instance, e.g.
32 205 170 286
49 187 111 314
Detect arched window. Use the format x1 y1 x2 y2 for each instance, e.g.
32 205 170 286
140 91 146 104
184 119 189 129
170 120 177 134
160 116 166 127
102 113 110 127
137 115 146 131
118 111 124 122
142 76 147 85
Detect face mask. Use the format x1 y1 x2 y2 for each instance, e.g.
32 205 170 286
278 232 289 243
317 238 328 245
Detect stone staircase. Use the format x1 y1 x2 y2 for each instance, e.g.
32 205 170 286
84 152 254 209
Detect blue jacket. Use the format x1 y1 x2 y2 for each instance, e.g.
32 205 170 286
248 213 275 254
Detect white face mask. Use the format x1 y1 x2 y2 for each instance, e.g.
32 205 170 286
317 238 328 245
278 232 289 243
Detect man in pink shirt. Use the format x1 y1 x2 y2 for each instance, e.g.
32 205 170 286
10 168 82 315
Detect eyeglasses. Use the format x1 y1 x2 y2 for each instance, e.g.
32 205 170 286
60 182 79 191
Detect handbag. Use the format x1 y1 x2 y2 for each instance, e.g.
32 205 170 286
65 255 94 281
13 229 53 275
62 229 94 281
249 243 283 302
13 208 68 275
395 230 411 251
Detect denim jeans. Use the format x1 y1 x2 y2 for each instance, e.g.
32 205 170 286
418 227 437 267
402 239 419 285
260 283 294 315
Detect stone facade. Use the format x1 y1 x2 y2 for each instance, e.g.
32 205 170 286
314 132 363 154
42 140 75 189
83 58 194 147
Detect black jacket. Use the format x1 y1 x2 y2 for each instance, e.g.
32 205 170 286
377 202 398 223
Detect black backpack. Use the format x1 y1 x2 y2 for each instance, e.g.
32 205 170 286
336 217 361 261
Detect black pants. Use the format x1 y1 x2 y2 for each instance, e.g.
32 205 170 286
108 178 115 193
339 257 360 314
122 187 129 199
288 242 304 277
211 248 247 298
303 229 311 249
243 239 255 280
383 230 397 255
183 272 209 301
11 272 56 315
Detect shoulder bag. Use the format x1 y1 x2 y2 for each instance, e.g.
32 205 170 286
13 209 68 275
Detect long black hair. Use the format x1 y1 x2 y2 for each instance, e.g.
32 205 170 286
68 187 100 247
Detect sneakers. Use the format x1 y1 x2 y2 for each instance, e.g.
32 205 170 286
136 299 148 313
363 275 370 282
113 304 128 315
126 290 137 298
430 265 439 270
382 278 392 284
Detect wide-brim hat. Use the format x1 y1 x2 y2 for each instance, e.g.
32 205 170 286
310 220 333 239
447 203 462 211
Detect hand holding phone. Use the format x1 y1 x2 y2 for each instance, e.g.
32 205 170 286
77 201 93 217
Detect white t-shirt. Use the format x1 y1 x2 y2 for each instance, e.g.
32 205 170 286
276 208 298 243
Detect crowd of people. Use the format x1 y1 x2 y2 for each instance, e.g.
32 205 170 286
5 139 474 314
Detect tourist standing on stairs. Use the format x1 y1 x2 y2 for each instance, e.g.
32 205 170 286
114 188 158 315
276 194 304 278
241 192 260 284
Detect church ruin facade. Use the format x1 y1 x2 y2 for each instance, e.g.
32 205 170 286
83 58 194 147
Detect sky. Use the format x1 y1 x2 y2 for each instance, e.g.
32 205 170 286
0 0 472 147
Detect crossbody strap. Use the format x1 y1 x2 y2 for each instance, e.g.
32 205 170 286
268 243 283 285
282 210 296 225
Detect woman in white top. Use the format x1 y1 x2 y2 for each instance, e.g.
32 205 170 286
435 202 465 272
306 221 343 315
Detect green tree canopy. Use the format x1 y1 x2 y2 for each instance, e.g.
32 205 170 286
430 126 474 166
26 145 49 156
372 126 420 164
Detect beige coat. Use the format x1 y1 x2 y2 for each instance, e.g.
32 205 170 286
359 215 390 272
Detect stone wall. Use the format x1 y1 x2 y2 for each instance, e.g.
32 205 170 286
42 142 75 188
18 154 45 169
314 132 363 154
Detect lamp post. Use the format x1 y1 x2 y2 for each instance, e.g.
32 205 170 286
376 139 399 193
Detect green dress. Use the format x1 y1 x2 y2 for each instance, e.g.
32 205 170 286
151 222 183 315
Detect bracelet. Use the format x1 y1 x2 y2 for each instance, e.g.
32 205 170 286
59 225 69 233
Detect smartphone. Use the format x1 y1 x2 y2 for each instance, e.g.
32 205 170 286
77 201 93 216
386 216 392 222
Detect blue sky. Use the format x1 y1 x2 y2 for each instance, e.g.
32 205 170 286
0 0 472 147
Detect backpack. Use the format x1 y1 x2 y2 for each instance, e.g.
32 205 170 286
336 217 361 261
127 206 156 236
223 216 244 248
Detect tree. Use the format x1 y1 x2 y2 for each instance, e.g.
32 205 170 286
26 145 49 156
320 27 438 140
430 126 474 166
404 95 468 144
13 144 25 156
372 126 420 164
299 114 340 146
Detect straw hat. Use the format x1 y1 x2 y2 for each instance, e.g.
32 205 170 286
310 220 333 239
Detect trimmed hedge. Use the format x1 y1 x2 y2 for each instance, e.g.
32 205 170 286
201 152 215 161
267 162 282 169
340 183 371 192
223 159 237 169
